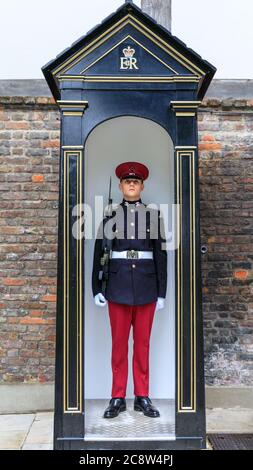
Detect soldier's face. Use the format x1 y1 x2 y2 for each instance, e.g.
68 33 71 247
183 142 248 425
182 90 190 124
119 178 144 200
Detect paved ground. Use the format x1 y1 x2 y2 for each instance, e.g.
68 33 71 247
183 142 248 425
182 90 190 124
0 412 53 450
1 408 253 450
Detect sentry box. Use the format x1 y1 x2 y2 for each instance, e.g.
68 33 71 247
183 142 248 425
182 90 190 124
42 1 216 450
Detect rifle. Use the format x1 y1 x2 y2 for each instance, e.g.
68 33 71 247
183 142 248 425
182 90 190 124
98 177 113 296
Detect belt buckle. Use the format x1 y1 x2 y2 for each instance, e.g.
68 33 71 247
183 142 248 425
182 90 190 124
127 250 139 259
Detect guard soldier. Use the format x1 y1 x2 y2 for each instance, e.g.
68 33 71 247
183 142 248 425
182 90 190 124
92 161 167 418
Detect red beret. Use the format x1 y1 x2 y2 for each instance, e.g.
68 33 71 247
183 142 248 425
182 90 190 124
115 161 149 181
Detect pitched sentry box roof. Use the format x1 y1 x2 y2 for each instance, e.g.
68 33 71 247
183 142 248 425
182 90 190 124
42 1 216 101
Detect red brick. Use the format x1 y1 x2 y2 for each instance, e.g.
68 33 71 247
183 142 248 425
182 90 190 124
20 317 54 325
3 278 26 286
30 310 45 317
0 227 24 234
202 134 216 142
39 374 47 383
32 175 44 183
234 270 248 280
199 142 221 151
41 294 57 302
41 139 60 148
5 121 29 130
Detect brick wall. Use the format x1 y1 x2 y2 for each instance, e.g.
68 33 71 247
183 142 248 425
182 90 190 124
199 99 253 386
0 96 60 383
0 93 252 387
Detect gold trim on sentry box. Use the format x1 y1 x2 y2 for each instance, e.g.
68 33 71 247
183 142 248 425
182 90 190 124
80 34 179 75
52 14 205 78
62 112 84 117
175 146 197 149
57 101 89 117
57 100 89 108
62 146 84 149
176 149 196 413
128 15 205 75
63 150 83 414
58 75 200 84
176 112 196 117
171 101 202 109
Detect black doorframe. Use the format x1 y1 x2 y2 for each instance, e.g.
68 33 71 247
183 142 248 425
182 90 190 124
82 115 176 442
52 91 206 450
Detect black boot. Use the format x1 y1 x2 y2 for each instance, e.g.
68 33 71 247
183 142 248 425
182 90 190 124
134 396 160 417
103 397 126 418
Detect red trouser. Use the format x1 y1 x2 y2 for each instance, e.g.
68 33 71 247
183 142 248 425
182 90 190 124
108 300 156 398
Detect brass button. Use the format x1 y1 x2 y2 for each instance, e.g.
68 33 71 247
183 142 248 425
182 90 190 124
131 222 134 226
130 209 134 213
132 264 136 268
147 228 150 232
131 235 134 239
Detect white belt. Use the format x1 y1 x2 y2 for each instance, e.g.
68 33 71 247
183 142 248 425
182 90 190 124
110 250 153 260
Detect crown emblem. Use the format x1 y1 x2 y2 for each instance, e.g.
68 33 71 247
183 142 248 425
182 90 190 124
123 46 135 58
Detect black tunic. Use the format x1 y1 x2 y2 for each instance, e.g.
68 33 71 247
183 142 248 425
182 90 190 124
92 197 167 305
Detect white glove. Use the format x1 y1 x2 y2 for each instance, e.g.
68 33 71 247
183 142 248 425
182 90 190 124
155 297 165 311
94 292 107 307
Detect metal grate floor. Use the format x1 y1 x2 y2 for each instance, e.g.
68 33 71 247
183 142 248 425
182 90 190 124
208 434 253 450
84 399 175 441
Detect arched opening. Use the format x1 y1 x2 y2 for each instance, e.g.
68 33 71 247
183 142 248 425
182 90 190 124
84 116 175 440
